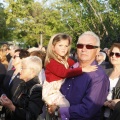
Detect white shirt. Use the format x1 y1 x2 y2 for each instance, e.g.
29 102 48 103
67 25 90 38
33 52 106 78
107 78 119 100
104 77 119 118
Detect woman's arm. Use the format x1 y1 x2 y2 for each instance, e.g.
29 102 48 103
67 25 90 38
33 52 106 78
0 94 16 111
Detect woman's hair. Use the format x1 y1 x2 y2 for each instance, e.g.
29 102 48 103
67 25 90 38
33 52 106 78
1 44 10 52
30 51 46 68
109 43 120 56
15 49 30 59
22 56 42 76
45 33 72 66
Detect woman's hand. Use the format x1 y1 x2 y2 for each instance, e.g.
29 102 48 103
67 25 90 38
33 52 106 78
47 104 58 114
0 94 15 111
104 100 112 107
104 99 120 110
109 99 120 109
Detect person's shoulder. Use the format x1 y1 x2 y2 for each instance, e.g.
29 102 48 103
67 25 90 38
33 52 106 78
0 62 5 68
46 59 57 66
30 84 42 95
0 63 6 72
47 59 58 64
104 68 113 76
96 65 107 76
87 65 107 80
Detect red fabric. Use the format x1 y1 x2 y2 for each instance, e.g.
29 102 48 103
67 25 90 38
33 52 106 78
45 58 82 82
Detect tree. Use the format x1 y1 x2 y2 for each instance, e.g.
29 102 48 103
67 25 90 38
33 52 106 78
0 3 7 41
4 0 66 47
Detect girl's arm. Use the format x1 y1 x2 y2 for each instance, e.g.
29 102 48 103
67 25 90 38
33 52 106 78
46 59 97 79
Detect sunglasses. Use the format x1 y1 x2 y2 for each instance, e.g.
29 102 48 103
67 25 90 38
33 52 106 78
13 55 19 59
77 44 99 49
109 52 120 57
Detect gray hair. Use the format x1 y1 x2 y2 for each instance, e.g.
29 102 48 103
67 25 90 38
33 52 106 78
78 31 100 46
99 52 106 61
22 56 42 75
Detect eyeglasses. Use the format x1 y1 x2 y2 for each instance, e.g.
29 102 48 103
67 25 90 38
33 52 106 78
77 44 99 49
13 55 19 59
109 52 120 58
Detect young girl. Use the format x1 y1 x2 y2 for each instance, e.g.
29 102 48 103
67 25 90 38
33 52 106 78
42 33 97 107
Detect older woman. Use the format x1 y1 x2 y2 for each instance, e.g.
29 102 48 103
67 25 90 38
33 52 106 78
0 56 44 120
30 50 46 85
102 43 120 120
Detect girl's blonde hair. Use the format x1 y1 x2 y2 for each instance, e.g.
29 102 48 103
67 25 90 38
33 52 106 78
45 33 72 66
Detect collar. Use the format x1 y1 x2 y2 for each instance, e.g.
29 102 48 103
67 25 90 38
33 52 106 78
73 60 97 68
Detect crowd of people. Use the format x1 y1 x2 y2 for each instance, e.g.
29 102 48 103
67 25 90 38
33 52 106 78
0 31 120 120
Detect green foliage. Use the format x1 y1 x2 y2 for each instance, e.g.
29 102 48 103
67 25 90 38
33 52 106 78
0 0 120 48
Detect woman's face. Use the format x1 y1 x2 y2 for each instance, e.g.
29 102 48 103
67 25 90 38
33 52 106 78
20 64 32 82
109 47 120 66
12 52 21 67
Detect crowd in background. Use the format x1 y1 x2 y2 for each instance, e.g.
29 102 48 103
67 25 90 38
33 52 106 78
0 31 120 120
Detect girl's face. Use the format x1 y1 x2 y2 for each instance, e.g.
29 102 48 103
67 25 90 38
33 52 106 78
53 39 69 57
12 52 21 67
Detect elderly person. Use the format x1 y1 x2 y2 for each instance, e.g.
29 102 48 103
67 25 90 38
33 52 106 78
96 51 106 65
30 50 46 85
48 31 109 120
96 51 109 69
0 56 44 120
102 43 120 120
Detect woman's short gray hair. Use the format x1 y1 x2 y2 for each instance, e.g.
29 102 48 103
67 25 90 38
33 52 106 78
78 31 100 46
22 56 42 75
100 52 106 60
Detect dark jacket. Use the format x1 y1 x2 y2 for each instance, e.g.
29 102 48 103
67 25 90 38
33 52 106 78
5 77 44 120
0 62 6 85
108 101 120 120
0 70 23 99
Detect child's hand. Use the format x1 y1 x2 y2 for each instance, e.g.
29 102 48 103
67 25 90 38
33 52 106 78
82 65 98 72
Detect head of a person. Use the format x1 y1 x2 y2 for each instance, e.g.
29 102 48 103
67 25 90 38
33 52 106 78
12 49 30 68
77 31 100 65
20 56 42 82
30 50 46 68
96 51 106 64
103 47 109 55
1 44 10 54
108 43 120 66
0 49 8 63
45 33 72 66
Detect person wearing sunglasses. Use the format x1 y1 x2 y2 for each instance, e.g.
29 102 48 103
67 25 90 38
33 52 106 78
101 43 120 120
48 31 109 120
